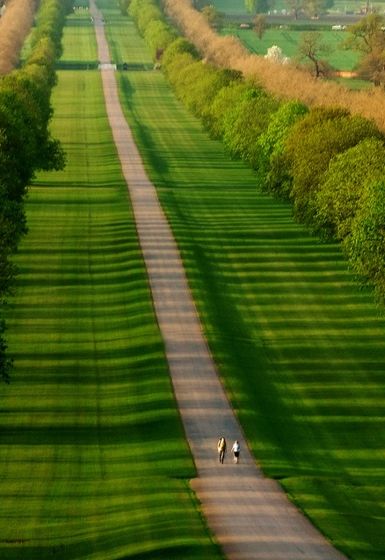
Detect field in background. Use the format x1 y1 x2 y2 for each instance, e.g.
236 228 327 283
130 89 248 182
212 0 385 15
0 12 223 560
99 3 385 558
227 27 359 70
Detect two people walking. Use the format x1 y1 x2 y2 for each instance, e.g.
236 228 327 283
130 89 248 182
217 437 240 464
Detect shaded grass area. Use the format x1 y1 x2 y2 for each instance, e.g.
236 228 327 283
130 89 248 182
0 61 223 560
103 7 385 559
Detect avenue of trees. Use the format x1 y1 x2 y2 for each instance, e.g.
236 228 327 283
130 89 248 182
0 0 38 74
127 0 385 304
0 0 71 382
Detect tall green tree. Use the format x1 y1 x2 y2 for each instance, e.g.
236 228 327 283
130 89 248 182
284 107 382 225
314 137 385 239
345 180 385 301
118 0 130 14
257 100 308 197
223 87 279 167
345 14 385 86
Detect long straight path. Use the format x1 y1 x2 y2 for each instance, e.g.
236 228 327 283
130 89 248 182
90 2 347 558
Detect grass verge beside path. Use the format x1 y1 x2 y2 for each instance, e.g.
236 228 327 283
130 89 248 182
0 22 223 560
100 5 385 559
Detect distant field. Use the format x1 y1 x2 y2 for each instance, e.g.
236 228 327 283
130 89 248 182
0 12 223 560
101 4 385 559
225 27 359 70
211 0 246 15
212 0 385 15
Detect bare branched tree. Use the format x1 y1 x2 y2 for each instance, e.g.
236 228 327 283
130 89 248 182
297 31 333 77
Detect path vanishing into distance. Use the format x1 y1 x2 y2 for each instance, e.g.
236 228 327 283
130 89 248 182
91 2 347 558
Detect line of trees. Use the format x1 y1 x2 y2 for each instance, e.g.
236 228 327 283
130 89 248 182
163 0 385 133
126 0 385 304
245 0 334 18
0 0 37 74
0 0 72 382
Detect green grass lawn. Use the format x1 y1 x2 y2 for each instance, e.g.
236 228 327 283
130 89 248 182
225 27 360 70
0 17 223 560
60 10 99 65
103 11 153 66
97 4 385 559
211 0 247 15
212 0 385 16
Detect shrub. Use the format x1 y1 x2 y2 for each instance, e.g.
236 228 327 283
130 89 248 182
144 19 176 59
284 107 382 225
257 100 308 197
344 180 385 301
314 137 385 240
204 80 248 139
222 86 279 168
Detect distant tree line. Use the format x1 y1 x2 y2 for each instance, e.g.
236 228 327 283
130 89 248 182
245 0 334 19
0 0 72 382
126 0 385 304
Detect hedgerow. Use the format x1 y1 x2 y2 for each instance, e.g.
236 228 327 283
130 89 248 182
0 0 73 382
126 0 385 303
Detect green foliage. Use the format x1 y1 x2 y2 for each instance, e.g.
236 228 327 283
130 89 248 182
0 0 70 382
162 38 199 78
284 107 382 225
144 19 177 59
222 86 279 167
245 0 270 13
0 320 11 384
129 0 163 36
204 79 247 138
118 0 130 14
257 100 308 197
245 0 257 12
344 180 385 301
345 13 385 55
315 137 385 240
173 61 242 119
344 14 385 86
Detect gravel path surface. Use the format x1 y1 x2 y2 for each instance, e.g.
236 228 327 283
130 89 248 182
90 3 347 558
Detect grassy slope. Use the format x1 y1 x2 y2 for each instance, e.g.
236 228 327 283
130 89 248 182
101 6 385 560
0 14 223 560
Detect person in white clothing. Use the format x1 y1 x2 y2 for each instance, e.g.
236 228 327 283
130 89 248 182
231 440 240 463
